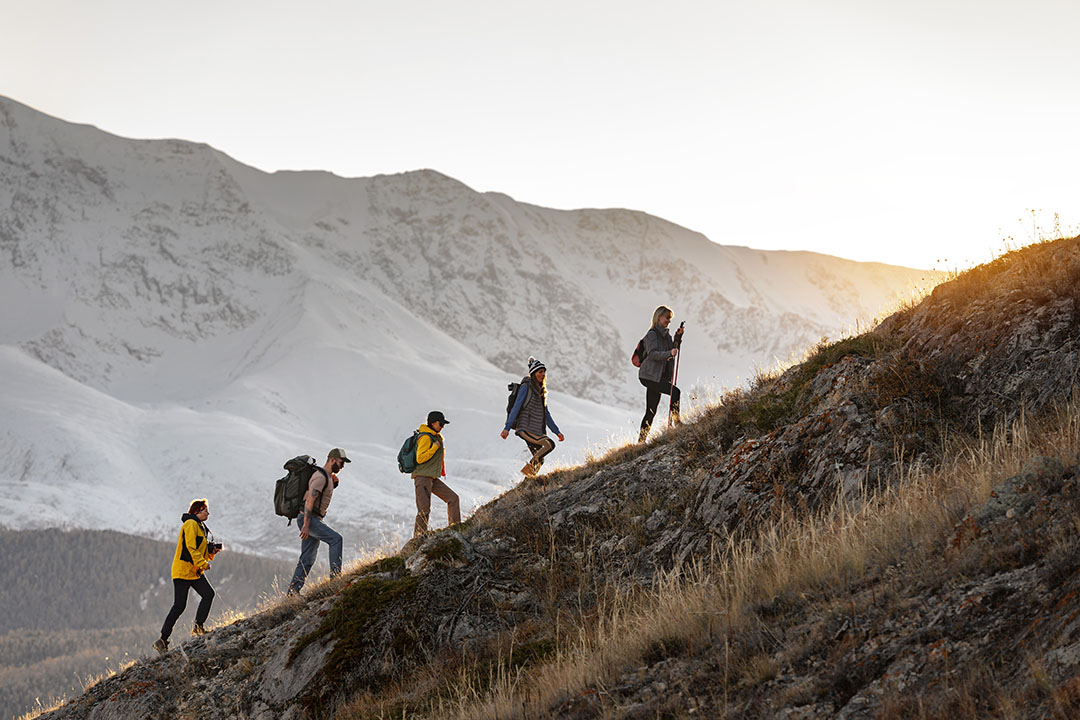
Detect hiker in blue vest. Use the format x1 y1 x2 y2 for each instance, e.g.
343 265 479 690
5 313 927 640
638 305 684 443
501 357 564 476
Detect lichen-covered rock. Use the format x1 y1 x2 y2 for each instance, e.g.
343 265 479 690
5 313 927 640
404 530 473 574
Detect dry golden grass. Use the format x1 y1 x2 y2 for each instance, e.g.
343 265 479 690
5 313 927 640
15 657 139 720
16 698 67 720
414 390 1080 720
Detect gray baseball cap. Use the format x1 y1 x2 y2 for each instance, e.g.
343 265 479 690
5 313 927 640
328 448 351 463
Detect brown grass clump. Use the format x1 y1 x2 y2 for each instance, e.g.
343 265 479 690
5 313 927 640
931 235 1080 310
420 389 1080 719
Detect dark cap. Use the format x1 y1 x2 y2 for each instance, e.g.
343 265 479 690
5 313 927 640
328 448 351 463
427 410 449 426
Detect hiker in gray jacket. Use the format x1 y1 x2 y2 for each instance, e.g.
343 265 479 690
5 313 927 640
501 356 564 476
638 305 683 443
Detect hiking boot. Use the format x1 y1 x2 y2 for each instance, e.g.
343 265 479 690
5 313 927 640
153 637 169 655
520 462 537 477
191 622 208 636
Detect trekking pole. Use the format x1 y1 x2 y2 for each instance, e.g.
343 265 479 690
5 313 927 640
668 322 684 428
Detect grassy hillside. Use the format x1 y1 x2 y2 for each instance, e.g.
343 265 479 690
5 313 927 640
28 235 1080 720
1 528 294 719
431 395 1080 719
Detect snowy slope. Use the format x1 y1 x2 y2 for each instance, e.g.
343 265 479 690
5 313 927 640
0 96 936 557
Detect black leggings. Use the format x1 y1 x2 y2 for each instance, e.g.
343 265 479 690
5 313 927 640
640 378 681 436
160 576 215 640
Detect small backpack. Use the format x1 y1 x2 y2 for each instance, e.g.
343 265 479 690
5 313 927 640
505 381 532 429
274 456 329 524
397 431 437 474
631 332 651 367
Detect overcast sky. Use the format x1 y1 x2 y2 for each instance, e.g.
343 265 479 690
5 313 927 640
2 0 1078 269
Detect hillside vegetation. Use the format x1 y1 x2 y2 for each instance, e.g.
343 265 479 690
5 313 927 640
2 529 292 719
32 236 1080 719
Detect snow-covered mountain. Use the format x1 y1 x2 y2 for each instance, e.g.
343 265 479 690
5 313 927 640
0 96 935 557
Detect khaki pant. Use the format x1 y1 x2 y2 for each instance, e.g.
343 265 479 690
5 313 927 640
413 475 460 537
516 429 556 473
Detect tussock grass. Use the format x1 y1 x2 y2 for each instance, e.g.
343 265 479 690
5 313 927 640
931 234 1080 310
15 657 139 720
422 391 1080 719
16 697 67 720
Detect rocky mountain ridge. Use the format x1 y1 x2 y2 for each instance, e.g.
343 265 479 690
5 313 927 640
0 94 936 554
33 238 1080 718
0 95 926 406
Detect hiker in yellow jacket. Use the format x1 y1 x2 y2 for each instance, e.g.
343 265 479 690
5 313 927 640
154 499 221 654
412 411 460 537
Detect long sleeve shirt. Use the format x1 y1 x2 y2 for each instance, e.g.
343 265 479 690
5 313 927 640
504 384 562 435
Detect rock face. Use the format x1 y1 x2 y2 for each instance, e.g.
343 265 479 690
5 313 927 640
35 239 1080 718
561 457 1080 720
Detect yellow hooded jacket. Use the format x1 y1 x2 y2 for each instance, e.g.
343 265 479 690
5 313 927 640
413 424 445 478
171 514 214 580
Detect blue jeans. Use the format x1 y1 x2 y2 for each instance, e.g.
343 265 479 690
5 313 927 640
288 512 343 594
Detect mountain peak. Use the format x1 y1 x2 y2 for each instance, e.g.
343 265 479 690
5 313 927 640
1 95 933 566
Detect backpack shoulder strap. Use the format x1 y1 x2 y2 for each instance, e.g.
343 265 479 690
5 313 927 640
644 326 662 349
310 466 330 513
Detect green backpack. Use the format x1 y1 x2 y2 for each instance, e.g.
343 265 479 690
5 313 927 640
397 431 437 473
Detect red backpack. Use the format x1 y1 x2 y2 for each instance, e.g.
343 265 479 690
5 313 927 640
631 334 648 367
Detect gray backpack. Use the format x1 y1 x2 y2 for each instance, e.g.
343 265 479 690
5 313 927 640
273 455 329 524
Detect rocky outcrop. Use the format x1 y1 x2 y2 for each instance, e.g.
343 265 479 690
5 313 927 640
548 457 1080 719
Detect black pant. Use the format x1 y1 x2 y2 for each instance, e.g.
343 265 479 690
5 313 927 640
640 378 681 439
160 576 215 640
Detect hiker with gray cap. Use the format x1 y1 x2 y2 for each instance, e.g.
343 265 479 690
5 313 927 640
287 447 349 595
412 411 460 537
